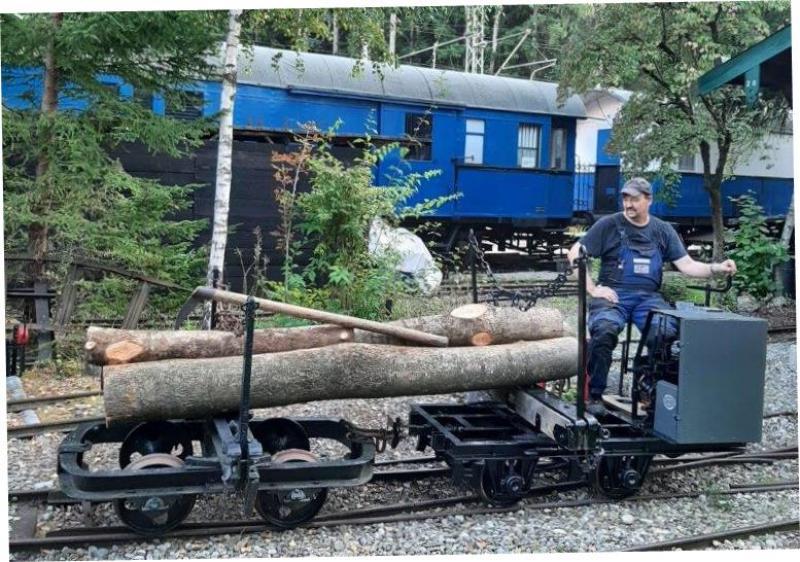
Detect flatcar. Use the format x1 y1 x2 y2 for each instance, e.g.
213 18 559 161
57 254 768 535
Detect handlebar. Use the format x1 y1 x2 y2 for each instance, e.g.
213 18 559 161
686 275 733 307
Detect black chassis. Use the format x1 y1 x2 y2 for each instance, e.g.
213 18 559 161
58 417 376 502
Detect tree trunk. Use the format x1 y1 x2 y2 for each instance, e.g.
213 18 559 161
775 192 794 296
85 325 355 365
102 337 578 424
29 12 63 279
331 11 338 54
388 12 397 56
489 6 502 74
85 305 565 365
203 8 243 329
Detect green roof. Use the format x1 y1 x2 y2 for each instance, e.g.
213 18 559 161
697 25 791 106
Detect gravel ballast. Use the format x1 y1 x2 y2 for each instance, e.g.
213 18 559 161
6 342 798 559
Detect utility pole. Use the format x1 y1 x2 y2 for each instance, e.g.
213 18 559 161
389 12 397 57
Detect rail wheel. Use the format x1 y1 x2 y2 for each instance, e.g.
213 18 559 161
477 459 530 507
592 454 653 499
255 448 328 530
113 453 196 536
119 421 193 468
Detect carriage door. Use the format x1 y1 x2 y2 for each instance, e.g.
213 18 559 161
594 165 621 214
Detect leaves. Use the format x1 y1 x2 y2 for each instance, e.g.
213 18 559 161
728 193 789 301
557 2 790 258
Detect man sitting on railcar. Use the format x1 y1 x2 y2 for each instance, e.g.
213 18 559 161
567 177 737 417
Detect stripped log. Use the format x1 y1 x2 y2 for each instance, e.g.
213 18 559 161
102 337 578 424
190 287 448 347
85 305 565 365
85 325 354 365
354 304 564 347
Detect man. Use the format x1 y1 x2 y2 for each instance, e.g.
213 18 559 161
567 177 737 416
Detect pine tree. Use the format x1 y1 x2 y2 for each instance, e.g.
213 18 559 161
2 11 227 286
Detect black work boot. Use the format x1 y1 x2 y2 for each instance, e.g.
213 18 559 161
586 396 608 417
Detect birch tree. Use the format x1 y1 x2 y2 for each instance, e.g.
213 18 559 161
203 9 243 328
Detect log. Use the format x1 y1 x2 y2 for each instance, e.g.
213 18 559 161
193 287 448 347
102 337 578 424
85 306 565 365
85 325 354 365
353 304 564 347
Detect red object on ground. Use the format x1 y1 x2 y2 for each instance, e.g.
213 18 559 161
13 324 30 346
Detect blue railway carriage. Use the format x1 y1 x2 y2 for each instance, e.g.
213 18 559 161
4 47 586 259
228 47 588 253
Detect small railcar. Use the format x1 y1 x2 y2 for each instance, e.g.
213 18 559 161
57 254 768 535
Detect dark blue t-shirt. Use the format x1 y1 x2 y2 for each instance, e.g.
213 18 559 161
580 213 687 291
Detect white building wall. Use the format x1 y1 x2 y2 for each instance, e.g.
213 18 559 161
679 132 794 179
578 89 793 180
575 93 624 166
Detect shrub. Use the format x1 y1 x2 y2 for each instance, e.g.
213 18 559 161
262 129 453 320
728 193 789 301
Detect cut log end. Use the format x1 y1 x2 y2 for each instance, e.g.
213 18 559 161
84 341 97 351
470 332 493 346
450 303 489 319
105 341 146 365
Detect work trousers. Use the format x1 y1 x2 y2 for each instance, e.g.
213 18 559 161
586 290 678 398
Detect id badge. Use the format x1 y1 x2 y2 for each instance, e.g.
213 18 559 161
633 257 651 275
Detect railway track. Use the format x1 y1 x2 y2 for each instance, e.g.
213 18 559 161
7 446 797 508
625 518 800 551
9 480 798 552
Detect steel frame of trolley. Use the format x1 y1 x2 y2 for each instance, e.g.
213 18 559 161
56 251 768 535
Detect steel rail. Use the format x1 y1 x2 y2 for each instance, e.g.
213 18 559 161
7 416 106 439
10 481 797 551
624 518 800 551
7 390 101 412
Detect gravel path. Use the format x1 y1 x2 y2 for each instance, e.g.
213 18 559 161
7 342 798 559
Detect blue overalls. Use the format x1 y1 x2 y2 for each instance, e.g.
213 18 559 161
586 227 678 398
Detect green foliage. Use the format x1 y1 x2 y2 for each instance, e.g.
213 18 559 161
262 130 452 320
2 12 227 320
557 2 791 258
660 273 715 307
728 193 789 301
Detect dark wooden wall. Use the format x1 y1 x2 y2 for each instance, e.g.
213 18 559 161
113 136 360 292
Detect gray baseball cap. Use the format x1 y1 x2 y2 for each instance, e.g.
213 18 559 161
621 177 653 196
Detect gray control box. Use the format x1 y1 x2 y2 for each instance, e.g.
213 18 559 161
652 306 767 444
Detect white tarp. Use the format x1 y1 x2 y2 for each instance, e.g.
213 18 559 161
368 218 442 295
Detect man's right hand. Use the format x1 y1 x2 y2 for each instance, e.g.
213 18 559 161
590 285 619 304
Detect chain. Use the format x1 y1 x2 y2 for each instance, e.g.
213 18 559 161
467 230 574 311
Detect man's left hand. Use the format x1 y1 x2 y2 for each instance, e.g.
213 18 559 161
714 259 737 275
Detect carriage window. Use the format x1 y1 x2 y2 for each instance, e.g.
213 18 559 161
165 91 204 120
517 124 540 168
550 127 567 170
404 113 433 160
678 153 696 172
464 119 484 165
